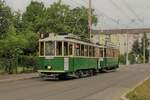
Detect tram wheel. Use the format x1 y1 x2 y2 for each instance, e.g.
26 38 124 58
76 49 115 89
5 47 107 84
75 70 83 78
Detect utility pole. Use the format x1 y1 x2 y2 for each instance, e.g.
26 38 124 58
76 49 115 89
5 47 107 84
143 33 146 64
88 0 92 41
126 33 129 66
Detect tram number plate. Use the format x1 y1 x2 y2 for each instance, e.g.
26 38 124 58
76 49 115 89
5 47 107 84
64 58 69 71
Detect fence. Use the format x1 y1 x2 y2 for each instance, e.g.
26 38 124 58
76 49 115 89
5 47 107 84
0 56 38 74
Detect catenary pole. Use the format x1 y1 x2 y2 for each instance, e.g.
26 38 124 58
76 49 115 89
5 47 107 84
88 0 92 41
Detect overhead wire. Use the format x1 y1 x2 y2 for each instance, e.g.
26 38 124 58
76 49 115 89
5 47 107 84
121 0 144 24
83 0 128 28
62 0 89 34
108 0 139 27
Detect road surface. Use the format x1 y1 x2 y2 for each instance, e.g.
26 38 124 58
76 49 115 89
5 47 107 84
0 64 150 100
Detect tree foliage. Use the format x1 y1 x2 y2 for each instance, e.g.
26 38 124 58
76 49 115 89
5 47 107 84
0 25 28 58
0 0 98 58
22 1 97 38
131 33 150 63
0 0 12 38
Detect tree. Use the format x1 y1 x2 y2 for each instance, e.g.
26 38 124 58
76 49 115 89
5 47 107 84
22 1 45 32
31 1 98 39
0 0 12 38
22 29 39 55
131 33 150 63
0 25 28 58
132 39 141 55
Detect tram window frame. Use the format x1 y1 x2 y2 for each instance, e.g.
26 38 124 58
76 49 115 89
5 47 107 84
45 41 55 56
39 41 44 56
56 41 62 56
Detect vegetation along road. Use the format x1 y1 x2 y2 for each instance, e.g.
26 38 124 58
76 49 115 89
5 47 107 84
0 64 150 100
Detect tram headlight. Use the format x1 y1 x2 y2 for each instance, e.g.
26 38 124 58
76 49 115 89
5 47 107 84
47 66 52 70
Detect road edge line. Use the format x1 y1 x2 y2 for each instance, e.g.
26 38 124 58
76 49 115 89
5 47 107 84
120 75 150 100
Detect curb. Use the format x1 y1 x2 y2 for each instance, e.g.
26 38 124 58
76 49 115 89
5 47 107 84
120 76 150 100
0 75 39 83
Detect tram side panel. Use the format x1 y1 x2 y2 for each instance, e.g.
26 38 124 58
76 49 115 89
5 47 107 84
38 57 66 74
72 57 98 72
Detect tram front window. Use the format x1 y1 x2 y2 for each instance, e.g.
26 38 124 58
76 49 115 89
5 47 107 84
40 42 44 56
45 41 55 56
56 42 62 56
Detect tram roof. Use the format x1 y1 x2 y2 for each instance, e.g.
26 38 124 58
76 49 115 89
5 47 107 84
39 34 119 49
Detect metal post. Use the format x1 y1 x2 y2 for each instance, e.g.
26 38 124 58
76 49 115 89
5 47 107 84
143 33 146 64
88 0 92 41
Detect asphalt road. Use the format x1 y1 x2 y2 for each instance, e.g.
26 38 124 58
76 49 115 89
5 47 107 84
0 64 150 100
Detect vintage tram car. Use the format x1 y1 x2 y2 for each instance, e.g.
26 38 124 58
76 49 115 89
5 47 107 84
38 34 119 79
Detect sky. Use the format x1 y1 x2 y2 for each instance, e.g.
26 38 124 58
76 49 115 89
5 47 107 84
4 0 150 29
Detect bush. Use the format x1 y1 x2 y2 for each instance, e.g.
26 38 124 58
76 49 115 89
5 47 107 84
18 56 38 71
0 56 38 74
119 54 126 64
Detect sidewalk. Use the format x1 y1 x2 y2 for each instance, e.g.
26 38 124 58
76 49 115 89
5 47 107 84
0 73 39 83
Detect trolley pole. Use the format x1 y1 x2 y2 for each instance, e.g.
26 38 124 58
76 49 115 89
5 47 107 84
88 0 92 41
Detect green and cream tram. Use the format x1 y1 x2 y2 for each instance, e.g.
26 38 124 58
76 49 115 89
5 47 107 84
38 34 119 79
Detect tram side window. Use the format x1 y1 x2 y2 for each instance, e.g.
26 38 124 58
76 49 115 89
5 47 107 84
107 48 111 57
56 42 62 56
93 47 95 57
106 48 109 57
89 46 94 57
99 48 103 57
109 49 111 57
95 48 99 57
113 49 115 57
89 46 92 57
84 45 88 56
104 48 106 57
69 43 73 56
45 41 55 56
81 44 84 56
115 49 119 58
64 42 68 56
40 42 44 56
75 44 80 56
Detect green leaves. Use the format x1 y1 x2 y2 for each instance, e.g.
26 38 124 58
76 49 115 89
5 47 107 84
0 0 12 38
22 1 97 39
0 0 98 58
0 25 28 58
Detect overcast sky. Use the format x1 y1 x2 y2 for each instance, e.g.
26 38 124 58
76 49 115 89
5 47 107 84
4 0 150 29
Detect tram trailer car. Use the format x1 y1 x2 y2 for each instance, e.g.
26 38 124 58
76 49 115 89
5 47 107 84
38 34 119 79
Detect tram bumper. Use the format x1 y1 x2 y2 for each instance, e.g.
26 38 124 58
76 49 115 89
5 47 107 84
38 70 66 79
